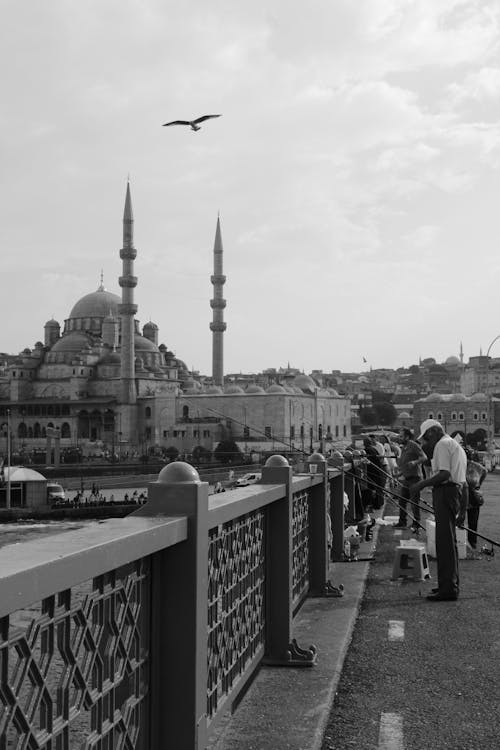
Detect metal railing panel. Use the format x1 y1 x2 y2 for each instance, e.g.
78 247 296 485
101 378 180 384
291 489 310 609
207 508 266 721
208 483 284 528
0 558 150 750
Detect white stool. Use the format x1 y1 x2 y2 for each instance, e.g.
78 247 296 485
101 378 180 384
392 545 430 581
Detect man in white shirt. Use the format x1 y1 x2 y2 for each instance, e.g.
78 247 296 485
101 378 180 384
410 419 467 601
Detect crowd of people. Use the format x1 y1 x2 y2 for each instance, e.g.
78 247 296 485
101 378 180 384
62 486 148 507
360 422 489 602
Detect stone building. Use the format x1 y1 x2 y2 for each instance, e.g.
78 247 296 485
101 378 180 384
413 392 492 436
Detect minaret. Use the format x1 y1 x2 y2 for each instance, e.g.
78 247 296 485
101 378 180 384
209 215 226 386
460 341 464 365
118 181 137 404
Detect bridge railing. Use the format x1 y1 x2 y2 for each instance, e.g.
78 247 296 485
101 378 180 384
0 454 344 749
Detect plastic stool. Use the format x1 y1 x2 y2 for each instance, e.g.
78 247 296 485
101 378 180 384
392 545 430 581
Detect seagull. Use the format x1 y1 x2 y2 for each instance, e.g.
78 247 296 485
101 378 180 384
162 114 222 132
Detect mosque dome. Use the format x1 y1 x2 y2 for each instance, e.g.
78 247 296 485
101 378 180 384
358 375 369 384
143 321 158 331
69 287 121 320
293 374 317 393
445 356 461 365
49 331 93 353
266 384 286 394
421 392 442 402
134 334 160 353
44 319 60 328
453 393 467 401
472 392 488 401
399 411 410 419
224 384 245 395
246 385 266 394
206 385 223 394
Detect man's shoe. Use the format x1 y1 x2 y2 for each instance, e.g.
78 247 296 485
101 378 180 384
426 592 458 602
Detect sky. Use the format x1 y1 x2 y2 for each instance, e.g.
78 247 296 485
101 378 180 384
2 0 500 375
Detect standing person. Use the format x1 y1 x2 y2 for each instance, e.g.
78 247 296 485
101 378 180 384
396 428 427 531
465 452 487 553
410 419 467 602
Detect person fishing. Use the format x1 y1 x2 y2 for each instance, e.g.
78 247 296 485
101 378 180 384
410 419 467 602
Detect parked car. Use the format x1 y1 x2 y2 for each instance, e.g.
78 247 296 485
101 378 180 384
47 482 66 505
235 472 262 487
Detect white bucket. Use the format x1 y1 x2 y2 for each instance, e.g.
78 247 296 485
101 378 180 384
425 519 467 559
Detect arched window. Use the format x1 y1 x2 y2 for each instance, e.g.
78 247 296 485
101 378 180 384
18 423 27 439
145 406 152 418
34 423 41 438
473 412 479 421
458 412 464 421
451 412 457 421
28 427 33 438
182 405 189 419
61 422 71 438
427 412 434 419
481 412 487 421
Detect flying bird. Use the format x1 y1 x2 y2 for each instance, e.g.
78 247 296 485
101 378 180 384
162 114 222 131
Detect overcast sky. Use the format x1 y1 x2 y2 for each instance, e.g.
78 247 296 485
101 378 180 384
3 1 500 375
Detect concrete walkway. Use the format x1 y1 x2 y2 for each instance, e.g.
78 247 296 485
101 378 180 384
208 528 381 750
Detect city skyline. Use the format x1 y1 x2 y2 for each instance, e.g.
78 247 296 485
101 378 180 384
3 2 500 374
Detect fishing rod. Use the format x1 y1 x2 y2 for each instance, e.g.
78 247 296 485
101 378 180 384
353 467 500 552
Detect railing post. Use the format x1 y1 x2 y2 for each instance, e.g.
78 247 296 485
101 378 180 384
135 461 209 750
260 455 294 663
342 450 356 522
306 452 329 595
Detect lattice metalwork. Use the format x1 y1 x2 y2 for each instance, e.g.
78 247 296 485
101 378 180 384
0 559 150 749
292 490 310 606
207 510 266 720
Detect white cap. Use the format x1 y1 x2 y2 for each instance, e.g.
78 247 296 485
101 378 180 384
417 419 443 440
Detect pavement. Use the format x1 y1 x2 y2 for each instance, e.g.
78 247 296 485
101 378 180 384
208 521 382 750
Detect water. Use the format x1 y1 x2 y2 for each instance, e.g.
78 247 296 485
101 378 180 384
0 519 96 549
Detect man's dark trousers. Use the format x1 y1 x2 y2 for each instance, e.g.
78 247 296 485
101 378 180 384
432 484 460 597
399 476 421 526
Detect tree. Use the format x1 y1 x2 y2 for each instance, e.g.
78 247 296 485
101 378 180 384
192 445 212 464
360 407 378 426
213 440 243 465
165 446 180 462
372 401 397 426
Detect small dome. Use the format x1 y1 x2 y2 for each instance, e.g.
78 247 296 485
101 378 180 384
328 388 340 397
134 334 160 353
45 319 60 328
224 384 245 394
421 392 442 402
50 331 93 353
445 356 461 365
206 385 223 395
453 393 467 401
293 374 317 393
266 384 286 394
399 411 410 418
143 321 158 330
472 392 488 401
246 385 265 394
358 375 369 383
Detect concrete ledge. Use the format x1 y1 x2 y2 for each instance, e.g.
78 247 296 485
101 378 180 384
208 532 377 750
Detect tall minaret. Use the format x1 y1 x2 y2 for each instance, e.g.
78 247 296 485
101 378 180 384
460 341 464 365
209 215 226 386
118 181 137 405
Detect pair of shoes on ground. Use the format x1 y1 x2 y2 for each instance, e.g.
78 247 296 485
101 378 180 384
427 588 458 601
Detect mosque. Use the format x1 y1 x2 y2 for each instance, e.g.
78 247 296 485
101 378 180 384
0 183 183 459
0 182 351 462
